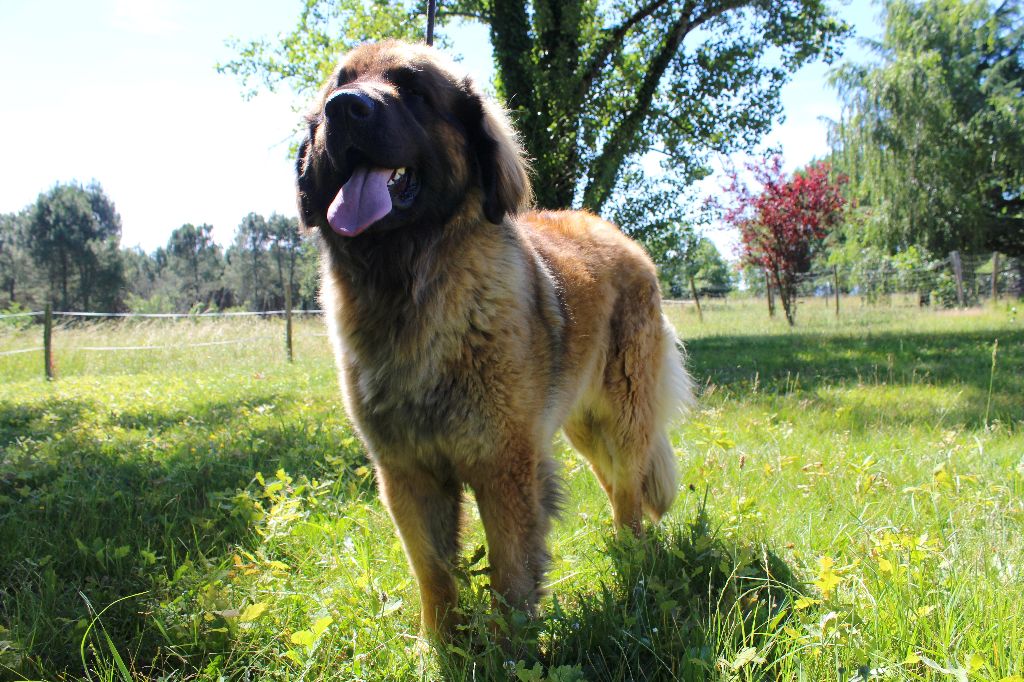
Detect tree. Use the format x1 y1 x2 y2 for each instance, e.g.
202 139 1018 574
219 0 848 215
0 211 32 307
265 213 303 310
829 0 1024 259
24 182 124 311
227 213 271 310
167 223 224 309
686 237 733 296
602 167 697 294
713 157 847 325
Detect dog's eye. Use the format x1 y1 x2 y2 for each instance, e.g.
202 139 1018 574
335 68 355 87
402 85 425 100
389 69 425 100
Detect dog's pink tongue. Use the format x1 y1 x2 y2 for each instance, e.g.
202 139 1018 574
327 166 393 236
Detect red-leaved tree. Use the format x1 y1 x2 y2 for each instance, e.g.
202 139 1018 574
713 156 848 325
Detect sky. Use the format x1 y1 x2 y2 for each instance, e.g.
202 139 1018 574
0 0 880 255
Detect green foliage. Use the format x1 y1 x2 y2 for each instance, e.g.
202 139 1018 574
657 236 733 300
0 212 31 308
830 0 1024 257
219 0 848 215
20 182 125 311
222 213 308 311
688 238 734 294
604 170 732 298
167 223 225 309
3 180 317 314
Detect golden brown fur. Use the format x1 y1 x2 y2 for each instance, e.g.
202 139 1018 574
295 41 693 636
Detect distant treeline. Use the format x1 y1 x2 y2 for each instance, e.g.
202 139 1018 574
1 182 320 314
2 181 744 316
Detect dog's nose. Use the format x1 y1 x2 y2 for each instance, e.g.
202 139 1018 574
324 90 375 122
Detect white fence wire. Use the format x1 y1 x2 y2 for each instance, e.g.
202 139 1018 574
1 309 327 370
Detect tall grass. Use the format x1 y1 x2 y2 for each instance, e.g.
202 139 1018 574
1 298 1021 680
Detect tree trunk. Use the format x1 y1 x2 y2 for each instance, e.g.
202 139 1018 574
688 274 703 323
991 252 999 302
833 265 840 318
59 252 69 310
774 269 796 326
191 256 201 304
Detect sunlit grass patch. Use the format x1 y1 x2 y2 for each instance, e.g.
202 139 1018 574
1 298 1022 680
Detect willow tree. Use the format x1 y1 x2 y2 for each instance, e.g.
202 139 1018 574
829 0 1024 259
219 0 847 216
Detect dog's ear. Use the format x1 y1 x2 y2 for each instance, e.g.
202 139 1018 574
295 107 348 235
295 117 327 234
459 80 532 225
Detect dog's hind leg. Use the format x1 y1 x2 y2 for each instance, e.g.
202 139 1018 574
374 459 463 637
564 409 615 499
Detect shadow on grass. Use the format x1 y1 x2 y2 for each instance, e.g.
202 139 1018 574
687 327 1022 424
0 393 367 680
437 511 799 681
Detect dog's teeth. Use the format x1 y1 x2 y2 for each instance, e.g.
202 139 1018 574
387 168 406 187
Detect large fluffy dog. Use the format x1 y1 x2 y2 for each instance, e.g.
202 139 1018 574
295 40 693 636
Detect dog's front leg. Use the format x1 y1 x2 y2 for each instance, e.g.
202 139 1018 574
374 459 463 637
470 447 553 617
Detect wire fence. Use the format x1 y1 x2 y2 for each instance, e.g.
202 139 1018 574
676 253 1022 308
788 253 1020 308
1 309 324 319
2 252 1020 380
0 308 327 379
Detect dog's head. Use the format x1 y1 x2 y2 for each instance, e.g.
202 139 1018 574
295 40 531 240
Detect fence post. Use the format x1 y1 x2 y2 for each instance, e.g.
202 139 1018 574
688 274 703 323
43 303 54 380
950 251 965 307
284 285 294 363
992 252 1000 302
833 266 840 318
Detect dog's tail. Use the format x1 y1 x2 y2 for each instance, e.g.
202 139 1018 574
643 315 695 520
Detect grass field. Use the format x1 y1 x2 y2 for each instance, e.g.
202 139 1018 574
1 296 1022 681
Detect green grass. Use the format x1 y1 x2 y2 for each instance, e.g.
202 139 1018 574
1 297 1022 680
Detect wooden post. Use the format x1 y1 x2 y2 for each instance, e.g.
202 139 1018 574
43 303 54 380
833 265 840 318
284 285 294 363
884 265 893 307
688 274 703 323
951 251 965 307
992 252 1000 302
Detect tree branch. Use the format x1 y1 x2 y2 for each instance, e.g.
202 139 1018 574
581 5 694 210
435 10 489 22
581 0 752 211
573 0 672 106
